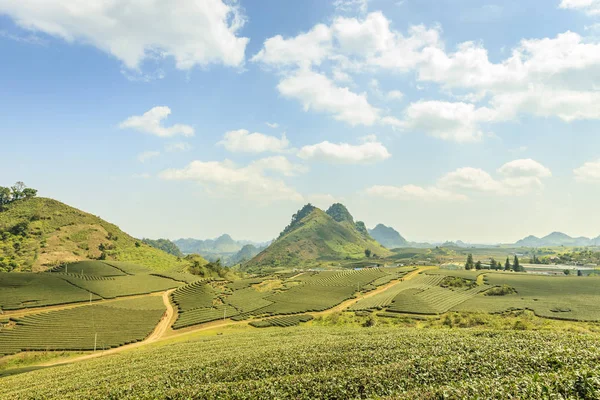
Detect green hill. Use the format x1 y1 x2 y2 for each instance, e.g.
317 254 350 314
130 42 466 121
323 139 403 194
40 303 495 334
0 197 195 272
245 204 391 270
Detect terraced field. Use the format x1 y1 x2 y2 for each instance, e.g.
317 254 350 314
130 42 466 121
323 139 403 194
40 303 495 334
387 285 489 315
0 297 165 357
2 327 599 399
249 314 313 328
172 304 238 329
0 272 99 311
57 274 181 299
50 261 126 277
170 281 217 312
454 273 600 321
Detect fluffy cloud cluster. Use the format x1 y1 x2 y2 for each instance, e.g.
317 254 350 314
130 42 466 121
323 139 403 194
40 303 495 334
368 159 552 201
0 0 248 70
298 137 390 164
159 156 305 203
254 9 600 141
218 129 290 153
119 107 194 137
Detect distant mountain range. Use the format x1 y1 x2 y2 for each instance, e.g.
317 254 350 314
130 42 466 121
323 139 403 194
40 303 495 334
244 203 391 270
514 232 600 247
173 235 269 266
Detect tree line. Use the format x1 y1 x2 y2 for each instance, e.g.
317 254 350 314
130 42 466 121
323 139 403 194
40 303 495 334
0 182 37 209
465 254 525 272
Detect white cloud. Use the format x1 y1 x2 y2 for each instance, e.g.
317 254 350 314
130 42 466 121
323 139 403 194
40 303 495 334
387 90 404 101
560 0 600 15
165 142 192 152
298 138 391 164
0 0 248 70
366 184 467 202
402 101 497 142
218 129 290 153
574 159 600 182
137 151 160 163
119 106 194 138
265 122 279 128
277 69 380 126
498 159 552 178
251 24 332 67
159 157 303 203
439 160 552 195
439 167 504 193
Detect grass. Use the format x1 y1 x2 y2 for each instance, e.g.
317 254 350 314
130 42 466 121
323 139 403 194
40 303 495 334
0 272 99 311
0 297 165 357
1 326 600 399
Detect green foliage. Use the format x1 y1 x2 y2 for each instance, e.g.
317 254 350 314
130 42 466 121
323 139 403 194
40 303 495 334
465 254 474 270
485 284 517 296
141 238 183 257
325 203 354 224
51 261 127 277
2 327 600 399
364 248 371 258
0 297 164 357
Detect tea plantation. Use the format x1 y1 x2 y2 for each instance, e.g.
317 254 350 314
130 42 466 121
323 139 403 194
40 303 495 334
0 297 165 357
1 327 599 399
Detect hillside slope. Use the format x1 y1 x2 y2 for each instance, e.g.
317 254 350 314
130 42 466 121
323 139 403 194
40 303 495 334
0 197 190 272
514 232 599 247
245 204 391 270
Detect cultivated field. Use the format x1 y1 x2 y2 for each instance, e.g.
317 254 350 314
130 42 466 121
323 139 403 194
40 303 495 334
1 327 599 399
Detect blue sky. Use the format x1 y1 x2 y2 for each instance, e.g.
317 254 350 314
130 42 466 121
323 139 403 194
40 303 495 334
1 0 600 243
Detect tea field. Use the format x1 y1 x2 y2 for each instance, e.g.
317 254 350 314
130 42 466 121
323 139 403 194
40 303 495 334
0 297 165 357
1 327 599 399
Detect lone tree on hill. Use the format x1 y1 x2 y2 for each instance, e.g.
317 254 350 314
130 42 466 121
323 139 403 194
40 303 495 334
364 249 372 258
504 257 511 271
465 254 474 270
475 260 482 270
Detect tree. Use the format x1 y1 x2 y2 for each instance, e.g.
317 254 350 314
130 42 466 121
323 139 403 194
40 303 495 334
475 260 482 270
513 255 522 272
577 269 583 277
22 188 37 199
10 182 25 201
490 258 497 270
0 187 11 209
505 257 511 271
364 249 372 258
465 254 474 270
564 269 571 275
